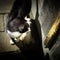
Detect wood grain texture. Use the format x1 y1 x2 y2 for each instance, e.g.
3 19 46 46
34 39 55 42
44 12 60 48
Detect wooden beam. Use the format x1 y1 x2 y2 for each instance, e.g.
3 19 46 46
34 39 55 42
44 12 60 48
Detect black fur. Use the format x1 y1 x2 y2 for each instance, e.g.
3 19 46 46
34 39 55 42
8 0 31 20
7 0 31 32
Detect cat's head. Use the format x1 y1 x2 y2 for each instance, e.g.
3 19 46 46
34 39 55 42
7 18 29 33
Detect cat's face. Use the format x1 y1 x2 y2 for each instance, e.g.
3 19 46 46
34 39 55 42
7 18 29 33
7 17 31 45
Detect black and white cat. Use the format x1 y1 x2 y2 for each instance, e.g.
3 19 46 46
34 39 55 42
6 0 31 45
7 17 31 44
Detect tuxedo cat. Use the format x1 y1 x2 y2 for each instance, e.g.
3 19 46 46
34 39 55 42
6 0 44 59
6 0 31 44
7 17 31 44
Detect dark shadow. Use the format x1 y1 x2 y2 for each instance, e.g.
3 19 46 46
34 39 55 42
9 19 44 60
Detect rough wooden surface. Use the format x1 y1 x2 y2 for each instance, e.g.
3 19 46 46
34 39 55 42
44 12 60 48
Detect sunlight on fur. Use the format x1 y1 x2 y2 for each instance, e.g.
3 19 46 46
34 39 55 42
25 17 31 31
8 17 31 45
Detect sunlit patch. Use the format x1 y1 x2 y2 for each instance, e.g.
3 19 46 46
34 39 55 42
25 17 31 25
44 12 60 47
28 27 31 31
7 30 21 38
7 29 29 44
19 32 27 41
10 39 14 45
25 17 31 31
7 30 21 44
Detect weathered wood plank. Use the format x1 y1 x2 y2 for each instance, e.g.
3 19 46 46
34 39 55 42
44 12 60 48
